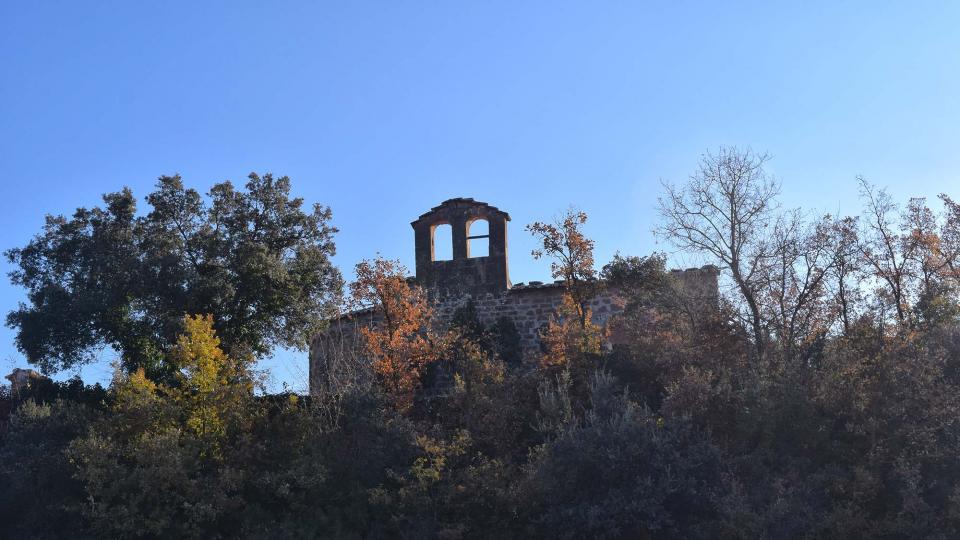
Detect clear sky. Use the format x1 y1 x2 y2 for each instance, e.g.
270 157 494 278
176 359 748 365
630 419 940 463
2 2 959 392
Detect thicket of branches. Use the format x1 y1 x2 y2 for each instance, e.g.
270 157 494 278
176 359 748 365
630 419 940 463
3 158 960 539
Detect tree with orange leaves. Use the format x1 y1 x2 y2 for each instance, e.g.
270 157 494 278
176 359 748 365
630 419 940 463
351 257 442 411
538 294 604 369
527 209 601 331
527 209 604 368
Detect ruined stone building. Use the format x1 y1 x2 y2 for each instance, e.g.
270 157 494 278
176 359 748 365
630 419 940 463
4 368 47 397
309 198 719 396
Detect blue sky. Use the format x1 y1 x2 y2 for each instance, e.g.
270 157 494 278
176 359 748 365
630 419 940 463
2 2 959 391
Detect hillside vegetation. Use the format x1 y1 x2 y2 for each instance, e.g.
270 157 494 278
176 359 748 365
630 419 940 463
3 149 960 538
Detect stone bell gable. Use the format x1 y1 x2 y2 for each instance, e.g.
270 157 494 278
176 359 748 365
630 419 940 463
411 198 511 297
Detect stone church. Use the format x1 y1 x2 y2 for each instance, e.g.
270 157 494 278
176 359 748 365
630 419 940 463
309 198 719 396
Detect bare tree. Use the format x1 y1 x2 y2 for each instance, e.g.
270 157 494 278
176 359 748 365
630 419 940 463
824 215 862 336
656 147 780 360
857 177 917 328
939 194 960 279
762 212 835 361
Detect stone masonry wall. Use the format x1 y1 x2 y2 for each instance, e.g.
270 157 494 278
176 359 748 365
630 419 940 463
431 282 618 350
308 283 615 397
308 267 717 397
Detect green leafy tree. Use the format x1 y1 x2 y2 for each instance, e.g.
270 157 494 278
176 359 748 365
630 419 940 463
6 173 343 378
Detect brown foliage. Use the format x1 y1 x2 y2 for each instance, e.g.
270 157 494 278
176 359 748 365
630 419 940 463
527 209 606 373
527 208 601 332
351 257 443 411
539 293 604 370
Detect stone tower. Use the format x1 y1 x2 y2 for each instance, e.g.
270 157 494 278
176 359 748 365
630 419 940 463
411 198 511 297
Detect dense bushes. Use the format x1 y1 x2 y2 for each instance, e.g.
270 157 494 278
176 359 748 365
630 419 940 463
3 165 960 537
3 297 959 538
0 398 99 538
521 372 730 539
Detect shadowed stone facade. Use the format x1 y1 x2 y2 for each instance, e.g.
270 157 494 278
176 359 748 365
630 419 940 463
4 368 47 397
309 198 719 396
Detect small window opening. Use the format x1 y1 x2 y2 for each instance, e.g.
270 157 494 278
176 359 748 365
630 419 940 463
467 219 489 258
433 223 453 261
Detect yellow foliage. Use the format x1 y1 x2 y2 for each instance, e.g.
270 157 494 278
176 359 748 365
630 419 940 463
115 367 158 403
451 336 505 395
109 314 253 459
169 314 252 450
410 431 471 488
111 366 166 434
